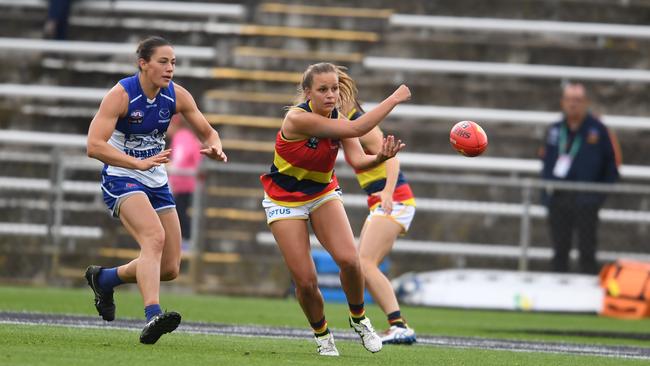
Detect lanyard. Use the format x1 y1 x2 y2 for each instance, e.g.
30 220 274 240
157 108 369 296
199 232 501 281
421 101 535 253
558 125 582 157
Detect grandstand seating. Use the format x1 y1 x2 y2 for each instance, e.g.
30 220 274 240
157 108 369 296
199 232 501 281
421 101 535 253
363 103 650 131
363 57 650 82
0 0 246 19
233 46 364 63
38 61 303 82
63 16 381 42
259 3 393 19
0 37 215 59
389 14 650 39
0 222 102 239
255 232 650 263
1 0 650 289
384 0 650 23
3 129 650 179
0 84 105 102
8 81 649 130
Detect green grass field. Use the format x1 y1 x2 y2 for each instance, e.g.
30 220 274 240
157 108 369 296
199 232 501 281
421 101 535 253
1 285 649 365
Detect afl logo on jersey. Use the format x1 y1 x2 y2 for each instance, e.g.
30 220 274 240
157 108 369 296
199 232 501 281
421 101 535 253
129 110 144 124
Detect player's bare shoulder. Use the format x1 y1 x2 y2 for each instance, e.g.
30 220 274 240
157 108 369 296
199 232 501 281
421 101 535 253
98 83 129 118
105 83 128 101
172 83 194 111
172 82 189 95
283 107 308 125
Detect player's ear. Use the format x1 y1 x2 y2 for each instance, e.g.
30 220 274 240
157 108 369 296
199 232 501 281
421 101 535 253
138 58 148 71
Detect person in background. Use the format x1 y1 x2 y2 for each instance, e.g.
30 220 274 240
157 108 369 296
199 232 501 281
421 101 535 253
166 114 202 250
85 36 227 344
540 83 619 274
260 62 411 356
339 81 417 345
44 0 72 40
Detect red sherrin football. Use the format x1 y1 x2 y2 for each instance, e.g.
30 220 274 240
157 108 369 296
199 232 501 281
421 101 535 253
449 120 488 157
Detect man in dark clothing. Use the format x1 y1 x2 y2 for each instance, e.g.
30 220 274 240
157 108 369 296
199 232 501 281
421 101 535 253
44 0 72 40
540 83 619 274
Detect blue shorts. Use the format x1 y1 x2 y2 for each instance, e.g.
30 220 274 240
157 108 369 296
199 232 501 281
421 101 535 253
101 175 175 218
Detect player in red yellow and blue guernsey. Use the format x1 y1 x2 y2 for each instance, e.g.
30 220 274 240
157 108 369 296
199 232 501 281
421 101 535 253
340 82 417 345
85 36 227 344
261 63 411 356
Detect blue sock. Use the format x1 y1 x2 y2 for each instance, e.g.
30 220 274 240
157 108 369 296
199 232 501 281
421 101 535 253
97 267 123 292
145 304 163 322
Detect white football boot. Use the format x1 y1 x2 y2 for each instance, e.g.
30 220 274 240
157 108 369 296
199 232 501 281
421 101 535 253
380 325 417 345
349 317 383 353
314 332 339 356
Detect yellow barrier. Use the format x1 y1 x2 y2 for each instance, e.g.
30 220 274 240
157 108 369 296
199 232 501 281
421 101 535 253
97 248 241 264
260 3 393 19
206 114 282 129
204 208 266 221
211 68 302 83
234 46 363 63
204 90 295 104
240 25 379 42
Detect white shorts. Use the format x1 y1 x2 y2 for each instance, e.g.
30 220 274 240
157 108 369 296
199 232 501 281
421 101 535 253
262 189 342 224
366 203 416 233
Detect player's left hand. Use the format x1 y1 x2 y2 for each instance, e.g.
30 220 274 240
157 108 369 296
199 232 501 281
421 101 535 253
376 135 405 163
372 189 394 215
201 145 228 162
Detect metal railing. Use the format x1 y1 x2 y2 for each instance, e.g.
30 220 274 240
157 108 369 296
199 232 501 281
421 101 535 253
1 131 649 285
203 161 650 270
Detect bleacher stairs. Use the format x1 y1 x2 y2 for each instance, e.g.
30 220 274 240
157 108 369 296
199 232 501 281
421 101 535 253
1 0 650 292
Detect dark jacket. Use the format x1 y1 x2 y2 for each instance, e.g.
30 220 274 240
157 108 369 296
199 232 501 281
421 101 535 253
541 113 619 205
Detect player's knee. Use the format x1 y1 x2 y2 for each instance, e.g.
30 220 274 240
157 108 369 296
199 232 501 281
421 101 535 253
294 275 319 295
142 229 166 254
358 255 376 271
160 265 179 281
336 255 360 273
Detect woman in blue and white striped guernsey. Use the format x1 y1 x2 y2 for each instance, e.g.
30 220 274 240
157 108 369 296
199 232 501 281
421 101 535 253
85 36 227 344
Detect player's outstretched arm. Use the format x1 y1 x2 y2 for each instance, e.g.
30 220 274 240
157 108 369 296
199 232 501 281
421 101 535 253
175 84 227 162
343 134 405 172
360 127 401 214
284 85 410 140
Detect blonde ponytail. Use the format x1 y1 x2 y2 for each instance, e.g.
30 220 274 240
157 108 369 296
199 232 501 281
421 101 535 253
292 63 360 114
